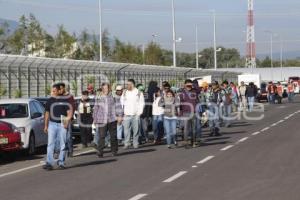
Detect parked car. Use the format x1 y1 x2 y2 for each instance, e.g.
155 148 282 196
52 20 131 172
256 82 268 103
32 97 50 108
0 120 22 153
0 99 47 155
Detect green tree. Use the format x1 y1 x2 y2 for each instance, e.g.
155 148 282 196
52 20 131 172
71 80 78 97
0 21 10 53
54 25 77 58
27 14 46 56
8 15 27 54
260 56 271 68
44 33 56 57
144 42 164 65
76 29 95 60
14 89 22 98
0 84 7 98
111 38 142 64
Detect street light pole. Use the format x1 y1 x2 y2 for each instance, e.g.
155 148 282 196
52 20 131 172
270 33 274 81
195 24 199 69
142 44 145 65
98 0 103 63
212 10 217 70
172 0 177 67
280 37 283 81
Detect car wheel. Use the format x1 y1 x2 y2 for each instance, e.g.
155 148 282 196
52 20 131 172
27 133 36 155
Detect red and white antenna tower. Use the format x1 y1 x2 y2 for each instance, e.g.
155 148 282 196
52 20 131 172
246 0 256 68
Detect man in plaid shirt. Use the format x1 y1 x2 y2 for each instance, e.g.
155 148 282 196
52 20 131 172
93 83 123 157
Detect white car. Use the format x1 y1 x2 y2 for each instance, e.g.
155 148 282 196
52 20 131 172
0 99 47 155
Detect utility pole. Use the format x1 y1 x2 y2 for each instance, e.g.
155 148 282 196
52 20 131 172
246 0 256 69
195 25 199 69
212 10 217 70
280 37 283 81
172 0 177 67
98 0 103 62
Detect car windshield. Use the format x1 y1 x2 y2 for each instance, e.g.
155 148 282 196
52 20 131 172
0 104 29 119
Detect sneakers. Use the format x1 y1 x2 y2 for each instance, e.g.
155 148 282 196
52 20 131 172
67 151 73 158
97 152 103 158
112 152 118 157
90 142 98 149
42 163 53 171
58 165 66 170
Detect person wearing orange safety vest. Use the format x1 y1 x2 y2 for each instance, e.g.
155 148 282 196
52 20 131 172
287 81 295 103
276 82 284 104
267 82 277 104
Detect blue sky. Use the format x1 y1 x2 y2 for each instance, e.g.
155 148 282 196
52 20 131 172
0 0 300 56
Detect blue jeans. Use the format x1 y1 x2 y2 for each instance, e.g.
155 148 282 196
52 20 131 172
182 113 197 144
93 127 99 146
54 123 72 153
164 118 177 145
117 123 124 140
208 105 220 129
221 104 232 126
152 115 164 141
46 122 67 166
248 96 255 112
288 92 294 103
123 115 140 148
195 113 202 138
269 94 275 104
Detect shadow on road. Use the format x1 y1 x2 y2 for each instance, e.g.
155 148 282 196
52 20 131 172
118 148 156 156
68 159 117 169
204 136 231 141
0 151 44 165
201 141 229 146
221 131 247 135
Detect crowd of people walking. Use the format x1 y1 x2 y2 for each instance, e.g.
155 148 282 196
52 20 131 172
42 78 297 170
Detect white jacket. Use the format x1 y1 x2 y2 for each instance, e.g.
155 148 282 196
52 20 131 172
121 88 145 116
152 96 164 116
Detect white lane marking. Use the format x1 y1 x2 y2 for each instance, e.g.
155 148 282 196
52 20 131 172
220 145 234 151
197 156 215 164
237 137 249 143
163 171 187 183
0 149 96 179
277 120 284 124
271 123 277 127
73 149 96 157
284 116 290 120
278 106 286 109
261 127 270 132
192 165 198 168
0 164 43 179
252 131 260 136
129 194 148 200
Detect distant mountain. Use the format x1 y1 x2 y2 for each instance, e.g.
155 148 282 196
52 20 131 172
0 18 19 34
257 51 300 60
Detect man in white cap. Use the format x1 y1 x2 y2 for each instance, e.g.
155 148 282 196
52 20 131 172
114 85 124 144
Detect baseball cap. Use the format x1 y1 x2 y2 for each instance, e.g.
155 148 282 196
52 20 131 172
116 85 123 91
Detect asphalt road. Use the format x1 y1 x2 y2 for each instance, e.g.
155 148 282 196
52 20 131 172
0 98 299 200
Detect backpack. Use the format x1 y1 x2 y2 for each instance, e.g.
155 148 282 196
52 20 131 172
223 89 232 105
